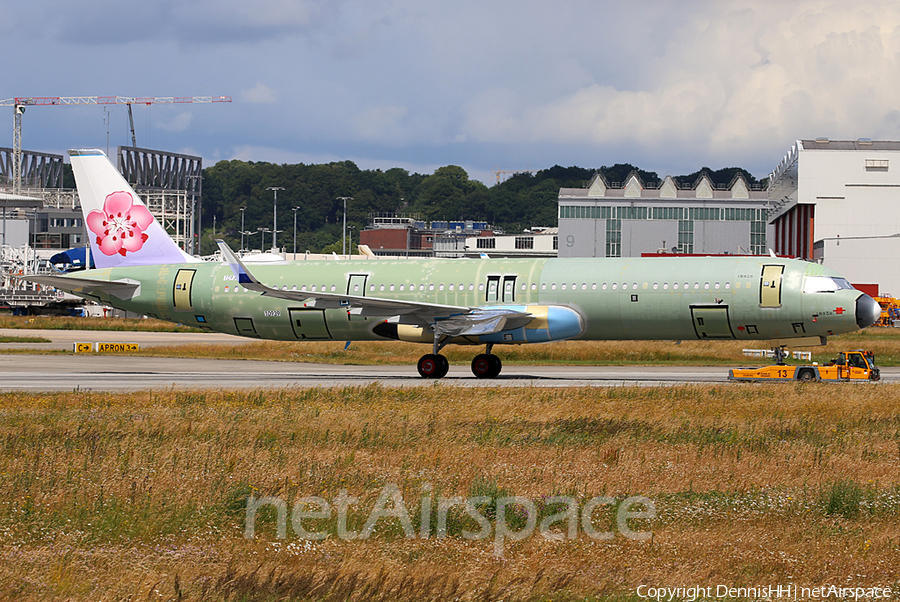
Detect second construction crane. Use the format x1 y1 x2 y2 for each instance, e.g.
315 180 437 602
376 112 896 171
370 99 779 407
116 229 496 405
0 95 231 193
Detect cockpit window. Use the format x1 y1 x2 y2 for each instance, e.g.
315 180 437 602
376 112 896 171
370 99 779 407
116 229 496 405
803 276 855 293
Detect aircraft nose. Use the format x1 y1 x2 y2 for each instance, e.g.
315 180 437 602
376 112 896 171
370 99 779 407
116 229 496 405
856 294 881 329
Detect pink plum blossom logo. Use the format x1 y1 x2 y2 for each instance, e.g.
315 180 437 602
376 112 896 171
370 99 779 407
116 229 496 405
86 191 154 257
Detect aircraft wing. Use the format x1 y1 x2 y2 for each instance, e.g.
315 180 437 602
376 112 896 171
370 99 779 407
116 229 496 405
21 274 141 300
216 240 534 332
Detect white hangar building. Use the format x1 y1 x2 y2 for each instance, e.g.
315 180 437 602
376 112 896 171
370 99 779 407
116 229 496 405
768 139 900 296
557 171 771 258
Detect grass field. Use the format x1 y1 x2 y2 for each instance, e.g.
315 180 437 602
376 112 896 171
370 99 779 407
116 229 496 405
2 384 899 601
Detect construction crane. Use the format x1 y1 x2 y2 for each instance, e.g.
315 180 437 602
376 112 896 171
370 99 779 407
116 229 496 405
0 96 231 194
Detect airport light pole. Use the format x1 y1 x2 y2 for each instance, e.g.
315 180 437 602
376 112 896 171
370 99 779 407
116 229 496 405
348 224 355 256
258 227 270 252
267 186 284 252
292 206 300 257
239 207 246 252
337 197 353 256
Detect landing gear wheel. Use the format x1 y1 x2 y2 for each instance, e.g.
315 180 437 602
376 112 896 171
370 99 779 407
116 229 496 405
418 354 449 379
471 354 502 378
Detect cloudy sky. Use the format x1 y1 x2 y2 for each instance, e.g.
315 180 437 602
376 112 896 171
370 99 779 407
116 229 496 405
4 0 900 184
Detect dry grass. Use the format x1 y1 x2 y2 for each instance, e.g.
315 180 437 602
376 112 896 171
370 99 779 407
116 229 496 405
4 314 900 366
0 315 204 333
2 384 900 600
131 328 900 366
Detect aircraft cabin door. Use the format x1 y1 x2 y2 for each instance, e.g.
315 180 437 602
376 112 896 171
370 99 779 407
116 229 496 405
173 269 196 311
760 265 785 308
502 275 516 302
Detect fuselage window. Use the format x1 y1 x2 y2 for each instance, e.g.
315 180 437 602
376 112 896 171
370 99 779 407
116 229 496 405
704 282 710 290
683 282 689 290
311 285 316 291
572 283 576 290
532 283 537 291
664 283 668 289
632 283 637 290
370 285 375 292
725 282 731 290
561 283 567 290
449 284 454 291
591 283 597 290
469 284 474 291
302 285 308 292
459 283 464 291
479 283 485 291
400 284 405 291
714 282 720 290
420 284 425 291
694 282 699 290
380 284 385 292
429 284 435 291
602 283 607 290
541 283 547 290
521 283 526 291
331 285 336 292
612 283 618 290
439 284 444 291
390 284 395 291
674 283 679 289
292 285 297 291
653 283 658 290
551 283 557 290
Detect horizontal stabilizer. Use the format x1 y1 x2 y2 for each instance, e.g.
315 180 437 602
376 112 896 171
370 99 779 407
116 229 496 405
22 274 141 300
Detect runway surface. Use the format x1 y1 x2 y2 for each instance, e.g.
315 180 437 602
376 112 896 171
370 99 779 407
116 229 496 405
1 329 896 391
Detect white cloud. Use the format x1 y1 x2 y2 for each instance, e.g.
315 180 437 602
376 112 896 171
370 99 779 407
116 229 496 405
155 111 193 133
241 83 278 105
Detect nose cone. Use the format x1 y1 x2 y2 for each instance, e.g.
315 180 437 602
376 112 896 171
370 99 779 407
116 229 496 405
856 294 881 329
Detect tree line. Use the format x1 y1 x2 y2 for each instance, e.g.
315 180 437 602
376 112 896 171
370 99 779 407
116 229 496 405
63 160 764 255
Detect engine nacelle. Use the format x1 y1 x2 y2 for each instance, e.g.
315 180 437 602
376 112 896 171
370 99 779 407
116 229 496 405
473 304 584 344
372 304 584 345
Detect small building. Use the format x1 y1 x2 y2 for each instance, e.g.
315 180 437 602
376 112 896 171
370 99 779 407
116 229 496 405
557 171 771 258
358 214 434 257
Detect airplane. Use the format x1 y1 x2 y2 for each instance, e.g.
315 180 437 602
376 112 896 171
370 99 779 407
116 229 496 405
27 149 881 379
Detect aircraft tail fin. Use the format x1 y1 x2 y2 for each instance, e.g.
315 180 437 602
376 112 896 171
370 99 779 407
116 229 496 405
69 149 199 268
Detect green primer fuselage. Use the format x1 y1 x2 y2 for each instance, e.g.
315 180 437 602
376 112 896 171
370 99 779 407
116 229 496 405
74 255 864 345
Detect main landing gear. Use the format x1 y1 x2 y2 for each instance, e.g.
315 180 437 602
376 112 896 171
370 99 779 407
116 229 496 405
416 342 502 379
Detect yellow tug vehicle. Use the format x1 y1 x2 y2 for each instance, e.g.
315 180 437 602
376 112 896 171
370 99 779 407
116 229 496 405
729 350 880 382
